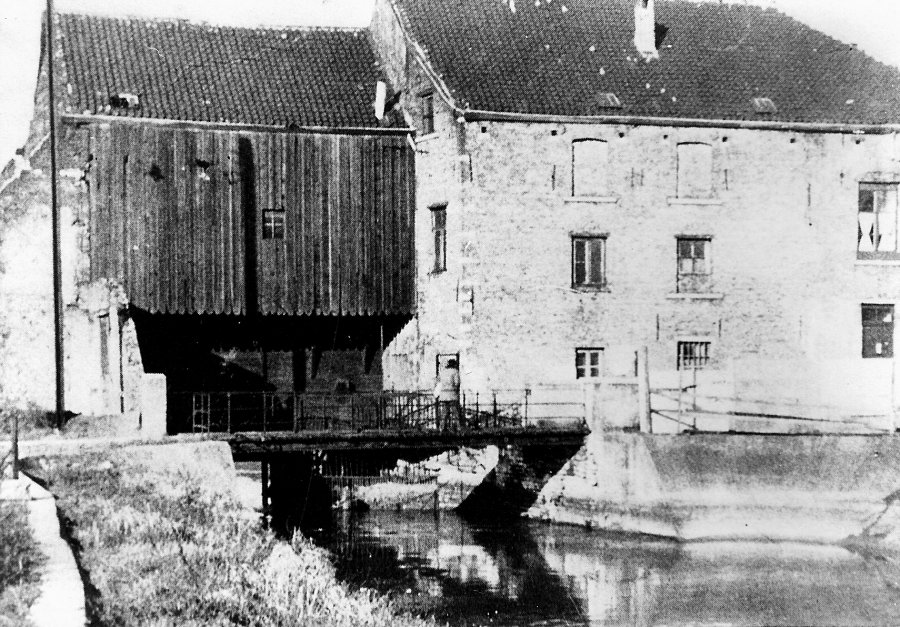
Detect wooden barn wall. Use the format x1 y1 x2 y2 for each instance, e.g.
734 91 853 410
83 123 415 316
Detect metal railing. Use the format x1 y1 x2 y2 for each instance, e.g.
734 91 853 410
171 388 587 435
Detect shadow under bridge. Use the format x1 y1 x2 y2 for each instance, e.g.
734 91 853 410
175 388 590 459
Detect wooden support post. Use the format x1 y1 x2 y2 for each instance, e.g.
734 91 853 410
261 460 269 529
637 346 652 433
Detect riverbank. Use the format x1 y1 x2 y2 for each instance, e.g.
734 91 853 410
22 441 434 627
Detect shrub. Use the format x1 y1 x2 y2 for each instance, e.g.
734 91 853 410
0 501 44 626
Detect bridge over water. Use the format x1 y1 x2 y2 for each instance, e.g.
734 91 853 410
173 389 590 459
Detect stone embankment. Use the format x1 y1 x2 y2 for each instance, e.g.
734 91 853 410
527 432 900 542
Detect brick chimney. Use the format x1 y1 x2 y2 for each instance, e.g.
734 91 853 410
634 0 659 60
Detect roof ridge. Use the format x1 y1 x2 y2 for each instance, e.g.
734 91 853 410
56 11 368 33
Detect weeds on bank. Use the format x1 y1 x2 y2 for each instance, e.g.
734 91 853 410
0 501 43 627
39 452 434 627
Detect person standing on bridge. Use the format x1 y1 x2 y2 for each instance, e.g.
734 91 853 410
434 358 462 430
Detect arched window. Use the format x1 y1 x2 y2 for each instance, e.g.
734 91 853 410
676 142 713 198
572 139 609 197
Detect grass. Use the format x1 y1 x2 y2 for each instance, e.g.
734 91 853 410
31 450 436 627
0 500 43 627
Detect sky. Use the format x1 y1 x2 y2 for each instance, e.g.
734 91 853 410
0 0 898 166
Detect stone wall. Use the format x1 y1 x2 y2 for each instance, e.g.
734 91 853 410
527 432 900 541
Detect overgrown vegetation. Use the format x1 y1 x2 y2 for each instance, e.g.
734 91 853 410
0 402 54 439
34 451 434 627
0 501 43 627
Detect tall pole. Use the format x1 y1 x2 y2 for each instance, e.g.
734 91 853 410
46 0 65 429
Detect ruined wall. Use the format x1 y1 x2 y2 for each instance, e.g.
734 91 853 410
0 51 143 417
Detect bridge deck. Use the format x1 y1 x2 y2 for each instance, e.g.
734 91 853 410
223 424 590 458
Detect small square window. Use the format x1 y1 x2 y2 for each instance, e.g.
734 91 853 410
575 347 604 379
263 209 285 240
858 182 899 259
431 205 447 272
572 236 607 288
676 237 711 293
421 93 435 135
677 341 710 370
862 304 893 358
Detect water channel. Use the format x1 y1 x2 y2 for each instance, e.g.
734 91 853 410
303 508 900 626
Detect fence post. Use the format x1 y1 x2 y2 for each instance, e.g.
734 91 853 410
524 389 530 426
12 408 19 480
692 367 698 430
263 393 268 434
492 392 498 428
677 368 684 430
637 346 652 433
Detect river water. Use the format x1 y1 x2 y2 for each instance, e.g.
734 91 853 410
306 509 900 626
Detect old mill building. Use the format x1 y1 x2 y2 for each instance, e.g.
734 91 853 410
2 0 900 433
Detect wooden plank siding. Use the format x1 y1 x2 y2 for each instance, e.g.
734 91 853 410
83 122 415 316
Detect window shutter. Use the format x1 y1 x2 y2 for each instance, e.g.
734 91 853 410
573 239 587 284
589 239 605 285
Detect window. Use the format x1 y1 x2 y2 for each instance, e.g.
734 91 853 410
676 143 713 198
572 236 606 288
263 209 285 240
421 93 435 135
431 205 446 272
572 139 609 197
858 182 899 259
862 304 894 358
677 341 710 370
575 348 604 379
676 237 711 293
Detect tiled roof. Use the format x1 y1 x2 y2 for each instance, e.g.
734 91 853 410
392 0 900 125
55 13 391 128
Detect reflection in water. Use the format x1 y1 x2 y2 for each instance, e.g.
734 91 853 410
305 510 900 626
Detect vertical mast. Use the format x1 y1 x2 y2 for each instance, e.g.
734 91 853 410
46 0 65 428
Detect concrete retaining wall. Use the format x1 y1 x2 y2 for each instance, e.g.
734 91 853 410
527 432 900 541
